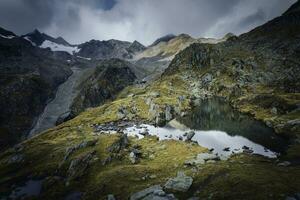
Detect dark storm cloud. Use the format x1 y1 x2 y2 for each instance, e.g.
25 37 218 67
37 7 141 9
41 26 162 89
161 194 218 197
0 0 297 45
0 0 56 34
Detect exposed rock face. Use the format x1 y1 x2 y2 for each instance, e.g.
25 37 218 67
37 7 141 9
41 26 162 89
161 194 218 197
76 39 144 60
127 40 146 53
0 27 72 149
150 34 176 47
22 29 72 47
70 59 137 116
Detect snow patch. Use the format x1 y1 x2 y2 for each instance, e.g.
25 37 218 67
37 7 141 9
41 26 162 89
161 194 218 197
0 34 15 39
40 40 80 55
23 36 36 46
76 56 91 61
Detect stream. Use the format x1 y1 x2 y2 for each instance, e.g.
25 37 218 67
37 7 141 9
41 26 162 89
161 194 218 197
28 67 87 137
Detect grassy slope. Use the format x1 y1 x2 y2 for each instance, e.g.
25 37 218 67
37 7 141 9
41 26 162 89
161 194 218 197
0 69 300 199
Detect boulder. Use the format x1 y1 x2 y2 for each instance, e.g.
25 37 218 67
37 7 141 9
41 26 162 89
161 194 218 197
185 153 220 165
129 149 142 164
130 185 162 200
185 131 195 141
130 185 176 200
107 194 116 200
164 172 193 192
201 73 213 85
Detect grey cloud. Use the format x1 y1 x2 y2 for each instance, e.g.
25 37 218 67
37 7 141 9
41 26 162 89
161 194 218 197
0 0 297 45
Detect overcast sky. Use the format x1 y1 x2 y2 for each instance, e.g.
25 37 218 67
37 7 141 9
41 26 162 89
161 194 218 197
0 0 296 45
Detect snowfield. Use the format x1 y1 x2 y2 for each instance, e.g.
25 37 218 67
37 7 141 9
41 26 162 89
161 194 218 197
23 36 36 46
0 34 15 39
40 40 80 55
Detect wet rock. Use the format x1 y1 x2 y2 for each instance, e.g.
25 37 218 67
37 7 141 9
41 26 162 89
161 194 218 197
164 171 193 192
185 131 195 141
107 194 116 200
243 149 254 154
223 147 230 152
67 151 96 180
140 128 149 136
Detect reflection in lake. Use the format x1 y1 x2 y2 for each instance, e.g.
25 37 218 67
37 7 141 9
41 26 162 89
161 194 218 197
125 98 289 158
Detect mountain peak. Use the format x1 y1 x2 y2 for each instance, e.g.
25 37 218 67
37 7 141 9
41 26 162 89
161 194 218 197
150 34 176 47
283 0 300 15
0 26 16 37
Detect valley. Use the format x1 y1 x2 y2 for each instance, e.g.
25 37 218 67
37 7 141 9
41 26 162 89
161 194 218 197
0 1 300 200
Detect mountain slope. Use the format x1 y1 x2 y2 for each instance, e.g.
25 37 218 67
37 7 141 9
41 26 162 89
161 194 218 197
0 2 300 200
0 27 72 149
69 59 137 118
22 29 79 55
76 39 145 60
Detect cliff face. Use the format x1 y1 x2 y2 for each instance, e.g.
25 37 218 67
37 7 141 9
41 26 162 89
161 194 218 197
69 59 136 117
0 27 72 148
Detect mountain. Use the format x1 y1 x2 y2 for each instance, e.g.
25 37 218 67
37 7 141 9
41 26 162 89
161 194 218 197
69 59 137 118
132 33 232 82
76 39 145 60
127 40 146 53
0 27 16 38
0 2 300 200
164 1 300 135
0 27 72 149
22 29 79 55
150 34 176 46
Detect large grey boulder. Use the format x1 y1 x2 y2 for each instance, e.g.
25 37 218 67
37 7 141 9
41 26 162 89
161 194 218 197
130 185 176 200
184 153 221 165
185 131 195 141
164 172 193 192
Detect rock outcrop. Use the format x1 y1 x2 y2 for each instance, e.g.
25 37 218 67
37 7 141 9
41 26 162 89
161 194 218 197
69 59 137 117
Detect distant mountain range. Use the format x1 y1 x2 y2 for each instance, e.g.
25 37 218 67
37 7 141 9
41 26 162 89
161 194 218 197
0 21 233 149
